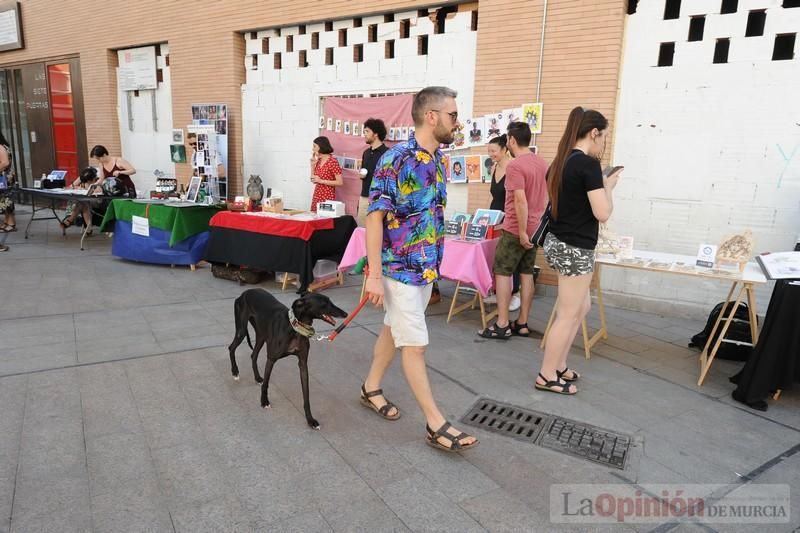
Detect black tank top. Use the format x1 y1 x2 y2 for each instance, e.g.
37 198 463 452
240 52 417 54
489 166 505 211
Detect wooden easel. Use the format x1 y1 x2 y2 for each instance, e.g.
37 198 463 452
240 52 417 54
446 282 498 330
280 271 344 292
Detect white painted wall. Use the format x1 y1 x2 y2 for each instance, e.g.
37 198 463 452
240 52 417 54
241 10 477 215
117 46 174 196
608 0 800 317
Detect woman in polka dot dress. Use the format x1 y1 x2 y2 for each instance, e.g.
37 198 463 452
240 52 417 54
309 136 343 212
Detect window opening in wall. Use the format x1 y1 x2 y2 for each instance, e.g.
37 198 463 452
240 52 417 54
434 6 458 34
325 21 333 31
299 25 306 35
311 32 319 49
299 50 308 67
339 29 347 47
657 42 675 66
471 10 478 30
418 35 428 55
250 54 258 69
713 38 730 63
400 19 410 38
384 13 395 23
772 33 796 60
627 0 638 14
286 35 294 52
262 37 270 54
368 24 378 42
250 31 257 40
783 0 800 7
354 17 363 28
721 0 737 14
273 53 280 69
165 55 170 66
325 47 334 65
688 16 705 41
354 44 363 62
385 40 395 59
664 0 681 19
418 9 428 17
745 10 766 37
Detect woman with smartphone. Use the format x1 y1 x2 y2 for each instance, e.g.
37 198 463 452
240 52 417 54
536 107 622 395
309 136 343 212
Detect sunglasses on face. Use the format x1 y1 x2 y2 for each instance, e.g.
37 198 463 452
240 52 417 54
430 109 458 121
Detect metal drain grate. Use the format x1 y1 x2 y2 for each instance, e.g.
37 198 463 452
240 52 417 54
460 398 548 444
538 418 630 469
460 398 632 470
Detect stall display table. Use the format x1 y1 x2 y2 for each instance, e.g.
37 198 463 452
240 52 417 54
19 187 110 250
338 227 500 328
540 250 767 385
732 280 800 410
99 199 221 269
205 211 357 293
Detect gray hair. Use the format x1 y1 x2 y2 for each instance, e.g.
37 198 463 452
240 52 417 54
411 86 458 126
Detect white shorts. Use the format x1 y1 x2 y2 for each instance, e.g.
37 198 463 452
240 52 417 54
382 277 433 347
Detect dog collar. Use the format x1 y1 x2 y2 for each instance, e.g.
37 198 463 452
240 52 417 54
288 309 315 338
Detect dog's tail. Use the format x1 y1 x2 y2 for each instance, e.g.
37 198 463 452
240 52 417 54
246 317 255 350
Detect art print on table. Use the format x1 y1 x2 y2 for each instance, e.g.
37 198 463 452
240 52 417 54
186 176 202 202
473 208 504 226
451 212 472 224
449 156 467 184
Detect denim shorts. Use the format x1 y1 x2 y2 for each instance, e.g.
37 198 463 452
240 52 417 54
543 233 595 276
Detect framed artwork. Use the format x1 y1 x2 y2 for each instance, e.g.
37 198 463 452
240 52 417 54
451 212 472 224
186 176 202 202
334 120 342 133
171 129 184 143
326 118 333 131
170 144 187 164
319 116 325 129
343 121 351 135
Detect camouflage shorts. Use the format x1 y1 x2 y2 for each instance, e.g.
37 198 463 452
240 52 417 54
0 192 13 214
543 232 595 276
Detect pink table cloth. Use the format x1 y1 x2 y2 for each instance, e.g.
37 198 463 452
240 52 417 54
338 227 499 297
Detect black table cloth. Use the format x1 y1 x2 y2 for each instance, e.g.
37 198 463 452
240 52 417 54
731 280 800 410
204 215 356 292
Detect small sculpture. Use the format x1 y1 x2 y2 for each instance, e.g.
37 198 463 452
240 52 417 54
246 174 264 204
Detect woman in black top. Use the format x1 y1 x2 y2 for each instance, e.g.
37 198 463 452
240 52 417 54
485 134 522 313
536 107 622 395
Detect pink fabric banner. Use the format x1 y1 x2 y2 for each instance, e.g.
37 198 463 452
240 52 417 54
338 227 500 297
321 94 414 216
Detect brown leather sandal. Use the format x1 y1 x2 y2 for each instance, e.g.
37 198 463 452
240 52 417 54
360 384 400 420
425 421 479 453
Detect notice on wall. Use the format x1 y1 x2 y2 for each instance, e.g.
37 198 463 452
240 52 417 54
117 46 158 91
0 2 23 52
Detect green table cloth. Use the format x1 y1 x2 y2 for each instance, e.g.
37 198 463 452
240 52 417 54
100 199 222 246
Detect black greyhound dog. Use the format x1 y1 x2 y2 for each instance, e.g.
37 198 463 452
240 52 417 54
228 289 347 429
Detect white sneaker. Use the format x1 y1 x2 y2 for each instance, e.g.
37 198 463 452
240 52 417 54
509 294 521 312
483 293 497 304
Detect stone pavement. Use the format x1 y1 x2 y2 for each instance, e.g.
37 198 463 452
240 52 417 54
0 213 798 533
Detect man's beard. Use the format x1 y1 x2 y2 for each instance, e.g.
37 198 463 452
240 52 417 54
434 124 455 145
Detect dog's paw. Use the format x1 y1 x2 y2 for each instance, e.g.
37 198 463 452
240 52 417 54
261 402 271 409
232 374 240 381
255 377 263 384
308 419 320 430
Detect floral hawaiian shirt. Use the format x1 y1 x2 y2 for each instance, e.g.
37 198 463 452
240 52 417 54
367 135 447 286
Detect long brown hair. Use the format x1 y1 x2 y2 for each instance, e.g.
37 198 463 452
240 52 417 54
546 107 608 219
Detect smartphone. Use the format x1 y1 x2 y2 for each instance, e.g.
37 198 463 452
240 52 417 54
603 165 624 177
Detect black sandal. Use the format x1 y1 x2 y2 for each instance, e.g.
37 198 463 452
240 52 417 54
535 373 577 395
557 368 580 382
425 421 479 453
360 384 400 420
478 322 512 340
0 223 13 233
0 244 8 252
510 321 531 337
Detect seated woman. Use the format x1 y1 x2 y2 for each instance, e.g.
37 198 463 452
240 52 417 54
90 145 137 198
61 167 102 233
309 136 342 212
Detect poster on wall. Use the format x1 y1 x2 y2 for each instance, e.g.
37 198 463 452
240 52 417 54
449 156 467 184
191 103 228 198
117 46 158 91
466 117 485 146
485 112 504 141
465 155 482 183
522 103 543 134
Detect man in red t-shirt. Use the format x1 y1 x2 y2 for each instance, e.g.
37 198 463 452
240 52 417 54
479 122 548 339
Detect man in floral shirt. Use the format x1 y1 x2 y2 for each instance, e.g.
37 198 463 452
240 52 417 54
359 86 479 453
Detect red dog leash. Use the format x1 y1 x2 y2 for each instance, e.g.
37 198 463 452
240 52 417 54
321 295 370 342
